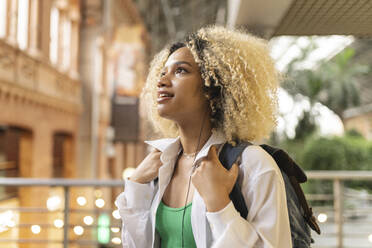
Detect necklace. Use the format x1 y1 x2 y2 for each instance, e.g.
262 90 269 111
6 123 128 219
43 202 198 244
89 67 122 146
181 150 199 159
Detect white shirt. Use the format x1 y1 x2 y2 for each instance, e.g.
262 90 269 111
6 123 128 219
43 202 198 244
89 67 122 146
115 131 292 248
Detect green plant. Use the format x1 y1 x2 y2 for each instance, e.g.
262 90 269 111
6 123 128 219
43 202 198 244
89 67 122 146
283 46 370 124
300 134 372 193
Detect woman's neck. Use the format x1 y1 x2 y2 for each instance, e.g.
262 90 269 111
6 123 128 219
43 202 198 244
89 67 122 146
178 121 212 155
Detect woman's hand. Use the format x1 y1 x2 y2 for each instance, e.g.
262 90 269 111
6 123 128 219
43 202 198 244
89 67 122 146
129 149 162 184
191 146 239 212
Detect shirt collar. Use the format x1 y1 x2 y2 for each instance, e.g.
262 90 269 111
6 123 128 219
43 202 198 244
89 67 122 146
144 130 226 162
144 137 180 153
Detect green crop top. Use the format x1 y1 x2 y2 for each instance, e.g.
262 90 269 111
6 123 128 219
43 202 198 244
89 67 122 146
155 201 197 248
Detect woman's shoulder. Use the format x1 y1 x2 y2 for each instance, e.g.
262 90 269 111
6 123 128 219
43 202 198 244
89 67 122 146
240 144 281 178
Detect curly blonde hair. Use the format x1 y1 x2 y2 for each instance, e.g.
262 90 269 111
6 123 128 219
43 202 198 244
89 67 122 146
141 26 280 143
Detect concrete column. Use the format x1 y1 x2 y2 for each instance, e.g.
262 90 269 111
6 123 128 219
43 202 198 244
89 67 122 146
57 9 66 68
18 130 50 248
4 0 11 37
7 0 18 45
70 19 79 78
68 4 80 78
77 26 101 179
40 0 51 61
28 0 41 57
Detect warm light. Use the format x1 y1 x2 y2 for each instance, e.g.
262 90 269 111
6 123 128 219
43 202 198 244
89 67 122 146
83 216 94 225
47 196 61 211
317 213 327 223
111 237 121 244
31 225 41 234
73 226 84 236
1 210 13 219
8 220 16 228
0 211 15 232
111 227 120 233
112 210 120 220
95 198 105 208
0 211 14 222
122 168 136 179
76 196 87 206
368 234 372 243
94 189 103 198
54 219 64 229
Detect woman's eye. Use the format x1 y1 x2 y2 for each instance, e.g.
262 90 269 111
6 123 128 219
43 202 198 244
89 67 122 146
175 67 187 74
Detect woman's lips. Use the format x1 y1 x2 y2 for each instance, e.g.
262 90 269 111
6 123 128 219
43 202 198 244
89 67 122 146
157 96 173 103
157 91 174 103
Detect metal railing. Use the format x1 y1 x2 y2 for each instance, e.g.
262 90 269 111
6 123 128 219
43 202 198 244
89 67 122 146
306 171 372 248
0 171 372 248
0 178 124 248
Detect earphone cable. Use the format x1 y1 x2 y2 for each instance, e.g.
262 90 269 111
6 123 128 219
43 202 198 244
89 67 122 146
181 109 207 248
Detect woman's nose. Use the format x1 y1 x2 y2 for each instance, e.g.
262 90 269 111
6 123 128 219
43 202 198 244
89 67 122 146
157 74 171 88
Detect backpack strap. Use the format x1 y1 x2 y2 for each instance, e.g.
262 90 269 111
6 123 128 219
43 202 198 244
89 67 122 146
260 144 321 235
219 142 251 219
288 175 321 234
260 144 307 183
219 142 321 235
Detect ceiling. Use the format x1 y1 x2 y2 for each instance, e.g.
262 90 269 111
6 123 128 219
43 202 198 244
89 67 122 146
127 0 372 53
230 0 372 38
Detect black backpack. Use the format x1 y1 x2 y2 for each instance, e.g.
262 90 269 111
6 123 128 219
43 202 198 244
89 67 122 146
218 142 321 247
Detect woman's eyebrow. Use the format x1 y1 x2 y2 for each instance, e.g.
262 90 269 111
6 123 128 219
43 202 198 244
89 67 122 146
162 61 193 71
170 61 192 67
172 61 192 67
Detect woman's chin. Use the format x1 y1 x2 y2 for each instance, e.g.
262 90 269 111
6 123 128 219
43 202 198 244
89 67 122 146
157 107 174 120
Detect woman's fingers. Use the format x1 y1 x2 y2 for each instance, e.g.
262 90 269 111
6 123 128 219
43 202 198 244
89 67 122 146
129 149 163 184
206 145 219 161
229 163 239 183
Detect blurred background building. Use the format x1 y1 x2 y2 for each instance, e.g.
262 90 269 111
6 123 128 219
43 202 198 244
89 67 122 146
0 0 371 247
0 0 149 247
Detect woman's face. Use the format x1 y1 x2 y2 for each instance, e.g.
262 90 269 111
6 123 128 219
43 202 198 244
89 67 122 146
157 47 209 122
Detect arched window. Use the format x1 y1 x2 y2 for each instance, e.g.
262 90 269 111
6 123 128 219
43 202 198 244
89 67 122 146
53 133 74 178
0 126 32 200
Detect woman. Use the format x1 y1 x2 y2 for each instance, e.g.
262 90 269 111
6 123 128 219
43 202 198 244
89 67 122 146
115 26 292 248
